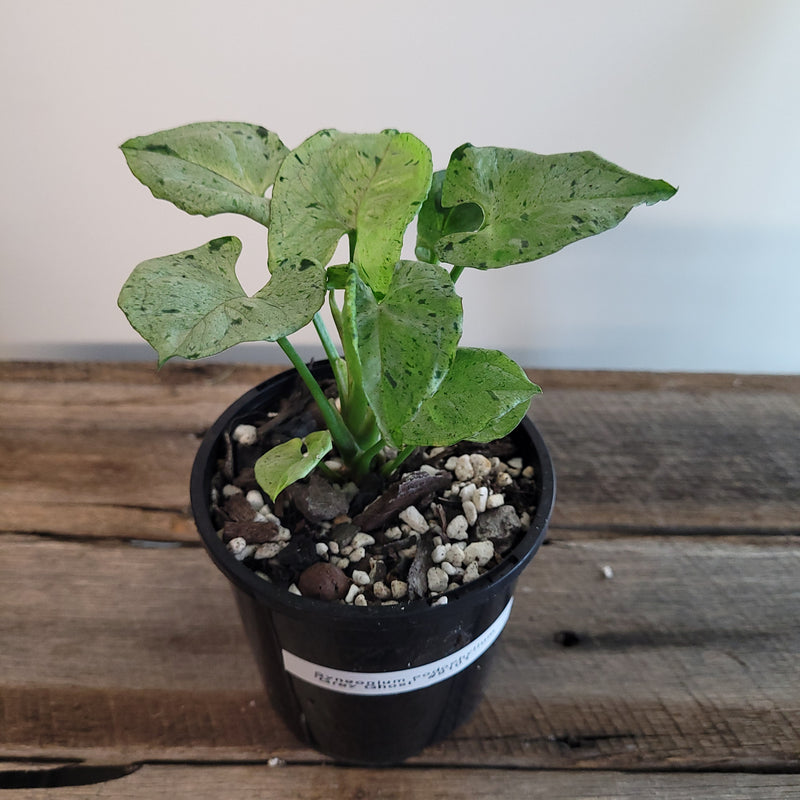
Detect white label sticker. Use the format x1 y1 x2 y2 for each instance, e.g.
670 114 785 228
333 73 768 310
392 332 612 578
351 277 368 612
282 598 513 696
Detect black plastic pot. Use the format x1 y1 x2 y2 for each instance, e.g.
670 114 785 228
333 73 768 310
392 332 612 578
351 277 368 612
190 362 555 764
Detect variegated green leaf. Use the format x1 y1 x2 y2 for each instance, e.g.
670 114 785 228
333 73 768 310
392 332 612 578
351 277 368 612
121 122 288 226
420 145 677 268
118 237 325 364
398 347 539 446
268 130 432 295
343 261 462 446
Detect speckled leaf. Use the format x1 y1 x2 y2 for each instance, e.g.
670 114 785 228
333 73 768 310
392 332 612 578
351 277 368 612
424 145 677 268
254 431 333 502
398 348 540 446
268 129 432 295
118 237 325 364
121 122 288 226
415 170 484 263
343 261 463 447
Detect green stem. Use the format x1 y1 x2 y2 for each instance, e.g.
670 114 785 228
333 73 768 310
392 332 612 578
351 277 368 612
381 445 417 477
352 436 387 481
313 312 347 401
277 337 358 461
450 264 465 283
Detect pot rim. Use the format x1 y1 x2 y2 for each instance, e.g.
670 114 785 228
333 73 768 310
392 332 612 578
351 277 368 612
190 362 556 624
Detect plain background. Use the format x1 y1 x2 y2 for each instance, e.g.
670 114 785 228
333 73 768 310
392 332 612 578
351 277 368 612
1 0 798 372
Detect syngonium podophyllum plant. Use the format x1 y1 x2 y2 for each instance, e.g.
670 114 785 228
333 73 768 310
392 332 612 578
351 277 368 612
119 122 676 500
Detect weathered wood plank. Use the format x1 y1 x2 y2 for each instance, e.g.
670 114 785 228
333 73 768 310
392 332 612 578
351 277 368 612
2 534 797 769
2 362 798 540
3 764 800 799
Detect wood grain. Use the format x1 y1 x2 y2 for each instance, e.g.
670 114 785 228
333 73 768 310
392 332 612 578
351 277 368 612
2 533 797 770
2 362 798 540
3 765 800 799
2 361 798 794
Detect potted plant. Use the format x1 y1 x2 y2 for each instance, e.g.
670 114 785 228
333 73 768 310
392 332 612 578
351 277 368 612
118 122 675 763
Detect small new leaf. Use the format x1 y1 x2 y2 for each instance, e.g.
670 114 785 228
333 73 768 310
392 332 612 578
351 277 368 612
121 122 288 226
254 431 333 501
117 237 325 364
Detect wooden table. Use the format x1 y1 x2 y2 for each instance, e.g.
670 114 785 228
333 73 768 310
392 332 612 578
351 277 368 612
1 362 798 798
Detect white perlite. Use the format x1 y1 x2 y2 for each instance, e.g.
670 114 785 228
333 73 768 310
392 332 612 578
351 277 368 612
446 515 469 540
391 580 408 600
453 454 474 481
464 541 494 566
232 424 258 446
427 567 449 593
351 532 376 549
399 505 429 533
469 453 493 478
254 542 283 560
245 490 265 511
352 569 371 586
462 499 478 526
431 544 448 564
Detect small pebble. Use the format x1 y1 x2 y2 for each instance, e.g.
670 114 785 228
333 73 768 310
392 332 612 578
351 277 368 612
427 566 449 593
232 424 258 446
522 465 535 479
344 583 361 604
474 486 489 513
446 515 469 540
399 506 429 533
372 581 391 600
351 532 376 549
601 564 615 579
496 471 514 488
298 562 350 601
463 561 481 583
487 493 505 509
227 536 247 556
459 483 477 502
288 583 301 596
385 526 403 541
464 540 494 566
254 542 282 559
431 544 448 564
469 453 492 478
444 456 459 471
222 484 243 498
352 569 371 586
441 561 462 577
349 546 366 562
454 454 474 481
315 542 329 558
507 457 523 474
391 580 408 600
354 593 368 607
462 499 478 526
245 490 265 511
444 545 464 567
431 596 449 607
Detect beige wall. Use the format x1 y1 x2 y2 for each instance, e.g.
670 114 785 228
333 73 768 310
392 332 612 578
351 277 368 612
1 0 798 371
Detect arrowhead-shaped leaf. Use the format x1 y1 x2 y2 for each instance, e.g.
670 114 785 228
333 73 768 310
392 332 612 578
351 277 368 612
118 237 325 364
398 347 540 446
254 431 333 502
419 145 677 268
268 130 432 295
343 261 463 446
121 122 289 226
